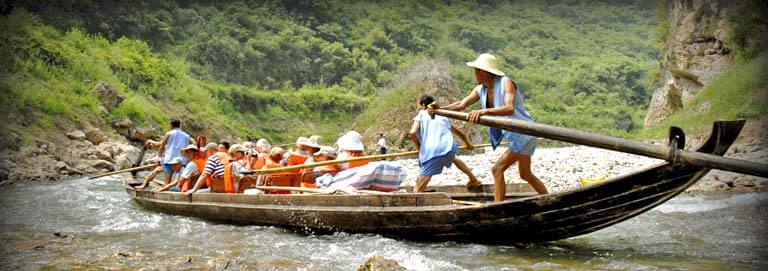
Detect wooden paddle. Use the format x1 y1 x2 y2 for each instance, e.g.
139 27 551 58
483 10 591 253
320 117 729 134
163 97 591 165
243 143 494 175
88 164 156 179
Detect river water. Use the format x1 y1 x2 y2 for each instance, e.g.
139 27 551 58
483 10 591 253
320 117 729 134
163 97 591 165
0 176 766 270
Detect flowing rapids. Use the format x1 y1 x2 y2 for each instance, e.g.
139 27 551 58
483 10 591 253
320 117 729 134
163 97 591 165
0 177 766 270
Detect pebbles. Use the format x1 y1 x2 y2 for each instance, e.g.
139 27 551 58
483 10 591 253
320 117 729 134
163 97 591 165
395 146 662 193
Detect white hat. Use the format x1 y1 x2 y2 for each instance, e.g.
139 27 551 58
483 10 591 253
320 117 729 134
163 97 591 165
228 144 246 154
313 146 337 158
295 137 309 147
305 135 322 149
181 144 198 152
202 143 218 152
466 53 505 76
270 146 285 156
337 131 364 151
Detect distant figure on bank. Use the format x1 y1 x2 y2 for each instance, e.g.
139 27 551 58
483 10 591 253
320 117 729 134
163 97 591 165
429 53 548 201
377 133 387 155
409 95 480 193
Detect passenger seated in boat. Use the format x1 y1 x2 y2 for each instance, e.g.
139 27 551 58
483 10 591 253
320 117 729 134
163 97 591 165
215 144 248 193
260 147 294 193
155 144 205 192
185 142 231 194
218 141 230 153
283 136 321 167
336 131 368 170
409 95 481 192
251 138 271 170
202 143 218 159
300 146 338 188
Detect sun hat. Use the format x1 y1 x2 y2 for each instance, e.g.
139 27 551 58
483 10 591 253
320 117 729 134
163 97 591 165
228 144 246 155
313 146 337 159
203 143 218 152
270 146 285 156
466 53 505 76
295 136 309 147
337 131 364 151
181 144 198 152
305 135 322 149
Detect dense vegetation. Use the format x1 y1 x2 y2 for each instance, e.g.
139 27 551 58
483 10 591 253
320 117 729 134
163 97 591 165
1 0 660 149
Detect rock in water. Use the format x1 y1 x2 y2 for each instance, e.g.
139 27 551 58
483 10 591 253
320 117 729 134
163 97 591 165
357 256 405 271
66 130 86 141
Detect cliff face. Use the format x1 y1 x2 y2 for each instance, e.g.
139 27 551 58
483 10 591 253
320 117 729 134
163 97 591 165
644 0 736 127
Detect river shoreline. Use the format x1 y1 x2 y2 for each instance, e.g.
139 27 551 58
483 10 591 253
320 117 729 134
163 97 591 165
1 137 765 195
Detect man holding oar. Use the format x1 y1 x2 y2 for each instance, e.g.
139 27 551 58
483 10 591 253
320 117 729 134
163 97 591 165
410 95 480 192
429 53 548 201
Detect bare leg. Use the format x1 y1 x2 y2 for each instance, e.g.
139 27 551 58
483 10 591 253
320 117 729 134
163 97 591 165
452 158 480 188
135 166 162 190
413 175 433 193
491 150 520 202
518 155 548 194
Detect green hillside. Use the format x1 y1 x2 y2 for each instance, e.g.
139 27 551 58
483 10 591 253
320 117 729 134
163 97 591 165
0 0 659 149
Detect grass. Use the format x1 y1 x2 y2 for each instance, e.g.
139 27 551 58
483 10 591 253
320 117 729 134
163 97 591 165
638 54 768 139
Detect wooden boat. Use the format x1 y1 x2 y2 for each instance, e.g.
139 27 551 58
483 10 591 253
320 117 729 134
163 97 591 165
123 120 745 243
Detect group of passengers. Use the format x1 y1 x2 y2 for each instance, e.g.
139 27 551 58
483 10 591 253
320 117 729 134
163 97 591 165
134 53 550 202
136 119 373 195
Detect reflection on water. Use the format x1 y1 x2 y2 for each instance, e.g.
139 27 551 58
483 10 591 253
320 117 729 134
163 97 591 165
0 177 766 270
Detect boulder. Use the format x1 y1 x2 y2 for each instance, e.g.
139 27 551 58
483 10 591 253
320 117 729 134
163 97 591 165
357 256 405 271
114 118 133 129
93 81 123 109
85 128 106 145
95 149 113 162
55 161 68 171
130 126 154 142
66 130 86 141
91 160 115 171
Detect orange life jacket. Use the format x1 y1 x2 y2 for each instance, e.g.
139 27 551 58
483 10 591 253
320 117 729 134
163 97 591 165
222 161 238 193
178 158 206 192
209 152 231 193
252 155 266 171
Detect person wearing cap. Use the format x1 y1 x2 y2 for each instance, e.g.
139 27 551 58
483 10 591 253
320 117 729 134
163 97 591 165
409 94 481 193
156 118 193 186
214 144 248 193
202 142 218 159
186 140 231 194
258 147 289 192
428 53 548 201
336 131 369 170
155 145 205 192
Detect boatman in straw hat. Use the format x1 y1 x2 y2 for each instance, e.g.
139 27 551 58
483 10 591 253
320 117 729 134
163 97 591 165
429 53 548 201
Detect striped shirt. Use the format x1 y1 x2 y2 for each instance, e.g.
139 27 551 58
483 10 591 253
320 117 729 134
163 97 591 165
203 155 225 178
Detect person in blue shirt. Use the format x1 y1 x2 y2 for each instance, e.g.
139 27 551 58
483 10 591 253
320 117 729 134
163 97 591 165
409 95 480 193
429 53 548 201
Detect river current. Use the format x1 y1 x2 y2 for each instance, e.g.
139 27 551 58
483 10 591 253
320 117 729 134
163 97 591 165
0 176 766 270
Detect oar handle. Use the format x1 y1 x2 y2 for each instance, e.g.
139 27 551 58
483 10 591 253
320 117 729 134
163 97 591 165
435 109 768 178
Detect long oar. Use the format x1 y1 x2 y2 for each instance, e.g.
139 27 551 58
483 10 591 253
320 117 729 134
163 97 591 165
243 143 493 175
435 109 768 178
88 164 156 179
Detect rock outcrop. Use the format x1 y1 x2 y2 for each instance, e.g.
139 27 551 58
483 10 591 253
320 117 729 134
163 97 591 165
644 1 736 127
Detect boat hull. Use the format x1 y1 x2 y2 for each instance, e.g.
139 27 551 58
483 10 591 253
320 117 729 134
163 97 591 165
125 121 742 243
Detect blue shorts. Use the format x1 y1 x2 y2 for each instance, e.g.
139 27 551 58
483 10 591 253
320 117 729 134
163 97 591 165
419 144 458 176
505 133 537 156
163 163 174 174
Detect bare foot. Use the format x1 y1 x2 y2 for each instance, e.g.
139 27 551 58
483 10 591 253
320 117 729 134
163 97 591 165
133 184 145 191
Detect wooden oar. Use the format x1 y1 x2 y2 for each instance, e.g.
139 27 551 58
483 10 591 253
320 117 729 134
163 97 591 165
243 143 493 175
88 164 156 179
436 109 768 178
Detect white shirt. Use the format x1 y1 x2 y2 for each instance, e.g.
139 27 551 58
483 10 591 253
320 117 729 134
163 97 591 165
377 137 387 148
180 162 198 179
